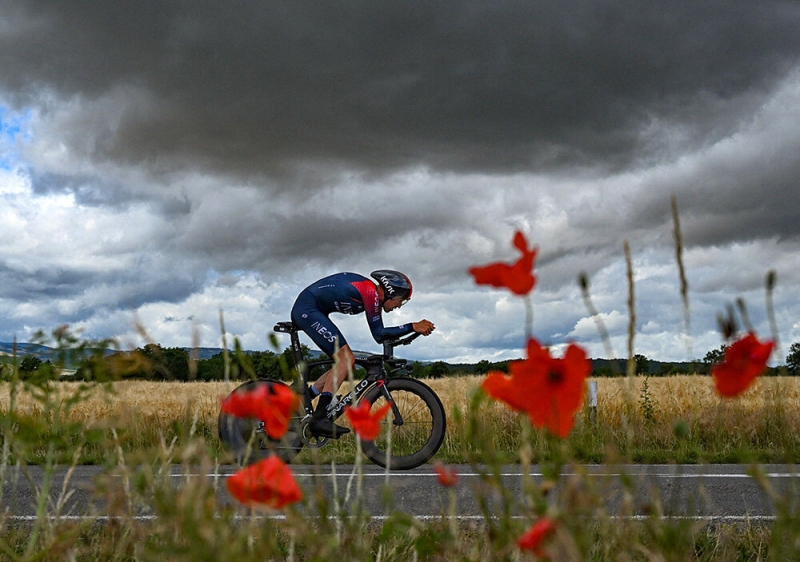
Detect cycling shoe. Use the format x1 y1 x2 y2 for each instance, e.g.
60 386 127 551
309 418 351 438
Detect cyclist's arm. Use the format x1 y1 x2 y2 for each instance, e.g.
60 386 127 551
371 320 414 342
352 279 414 342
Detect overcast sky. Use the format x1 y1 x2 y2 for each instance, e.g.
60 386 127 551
2 1 800 364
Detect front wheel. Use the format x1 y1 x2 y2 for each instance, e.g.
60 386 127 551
359 378 446 470
217 379 305 465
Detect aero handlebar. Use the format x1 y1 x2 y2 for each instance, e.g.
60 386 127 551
384 331 422 347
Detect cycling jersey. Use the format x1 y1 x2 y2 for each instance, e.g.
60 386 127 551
290 272 414 357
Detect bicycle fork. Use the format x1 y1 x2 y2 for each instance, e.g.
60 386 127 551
376 380 404 427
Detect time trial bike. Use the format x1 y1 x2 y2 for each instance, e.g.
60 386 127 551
218 321 446 470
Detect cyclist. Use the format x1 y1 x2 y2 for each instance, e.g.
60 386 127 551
291 270 435 438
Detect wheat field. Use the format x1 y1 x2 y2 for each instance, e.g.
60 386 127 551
2 375 798 463
0 375 796 429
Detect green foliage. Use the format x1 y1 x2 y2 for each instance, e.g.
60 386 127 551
19 355 44 373
72 342 314 382
15 341 738 382
427 360 451 378
137 344 190 380
634 353 650 375
639 376 656 425
410 358 511 379
474 359 491 375
787 342 800 375
702 344 729 374
588 356 706 378
656 362 690 376
592 366 616 377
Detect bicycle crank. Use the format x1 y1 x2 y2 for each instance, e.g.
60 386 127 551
300 420 329 448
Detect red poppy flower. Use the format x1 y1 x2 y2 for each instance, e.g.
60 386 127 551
711 333 774 397
482 338 590 438
345 399 392 440
518 517 557 558
469 230 537 296
226 455 303 510
433 462 459 488
220 382 300 439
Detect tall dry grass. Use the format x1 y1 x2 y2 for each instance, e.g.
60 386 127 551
4 371 796 560
0 380 236 425
3 374 798 464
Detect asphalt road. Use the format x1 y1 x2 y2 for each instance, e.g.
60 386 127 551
2 464 796 523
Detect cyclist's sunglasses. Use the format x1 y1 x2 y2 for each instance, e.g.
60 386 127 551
392 294 410 306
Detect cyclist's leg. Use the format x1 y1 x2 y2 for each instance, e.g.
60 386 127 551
291 292 353 393
317 344 355 394
291 296 352 437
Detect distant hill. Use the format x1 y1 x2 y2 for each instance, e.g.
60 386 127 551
0 342 67 361
0 342 324 364
0 342 227 362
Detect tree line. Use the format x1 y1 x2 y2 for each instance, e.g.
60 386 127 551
5 341 800 382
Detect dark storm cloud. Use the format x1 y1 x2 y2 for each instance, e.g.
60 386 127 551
0 258 199 309
3 0 800 178
5 0 800 361
622 98 800 250
29 171 136 206
28 171 193 217
0 263 89 299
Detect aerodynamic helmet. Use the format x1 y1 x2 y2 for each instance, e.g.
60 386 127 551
370 269 413 304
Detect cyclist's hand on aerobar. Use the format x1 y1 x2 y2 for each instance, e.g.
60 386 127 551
412 320 435 336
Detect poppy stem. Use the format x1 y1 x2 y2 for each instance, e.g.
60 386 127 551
447 488 458 537
330 461 343 544
765 270 781 358
524 295 534 340
342 363 364 507
578 272 615 361
219 309 230 383
520 420 534 508
736 298 754 334
672 195 692 359
384 415 392 491
624 240 636 378
355 433 363 502
623 240 637 438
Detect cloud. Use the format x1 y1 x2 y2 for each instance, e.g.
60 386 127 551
568 310 627 341
2 2 800 365
4 1 800 180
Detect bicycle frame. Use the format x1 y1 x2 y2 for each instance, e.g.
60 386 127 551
273 321 419 425
219 321 444 469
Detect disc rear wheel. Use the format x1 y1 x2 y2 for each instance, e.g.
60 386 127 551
217 379 305 465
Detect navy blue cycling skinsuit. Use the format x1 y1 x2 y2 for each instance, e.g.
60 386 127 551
291 272 414 357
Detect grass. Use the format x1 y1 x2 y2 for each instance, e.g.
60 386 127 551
2 366 799 559
3 374 799 465
0 518 780 561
